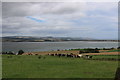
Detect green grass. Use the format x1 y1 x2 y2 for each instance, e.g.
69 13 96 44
2 55 118 78
92 55 120 59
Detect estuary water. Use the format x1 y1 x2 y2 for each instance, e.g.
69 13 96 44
2 41 118 52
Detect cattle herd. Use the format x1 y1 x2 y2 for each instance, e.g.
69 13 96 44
47 53 120 61
47 53 92 59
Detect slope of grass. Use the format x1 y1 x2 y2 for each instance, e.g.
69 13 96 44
2 55 118 78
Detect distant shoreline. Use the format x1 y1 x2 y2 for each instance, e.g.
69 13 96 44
2 36 119 42
2 40 120 42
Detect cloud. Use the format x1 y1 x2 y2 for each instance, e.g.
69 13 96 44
2 2 86 18
2 2 118 39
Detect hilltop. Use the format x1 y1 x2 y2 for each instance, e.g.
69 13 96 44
2 36 119 42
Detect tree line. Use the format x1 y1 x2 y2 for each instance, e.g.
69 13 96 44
1 50 24 55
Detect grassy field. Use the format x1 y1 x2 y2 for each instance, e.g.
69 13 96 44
2 55 118 78
92 55 120 59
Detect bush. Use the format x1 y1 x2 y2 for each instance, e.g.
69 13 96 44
80 48 99 54
117 47 120 49
18 50 24 55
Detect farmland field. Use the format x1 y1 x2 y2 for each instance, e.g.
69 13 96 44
2 55 118 78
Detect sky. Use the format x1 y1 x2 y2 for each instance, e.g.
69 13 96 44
2 2 118 39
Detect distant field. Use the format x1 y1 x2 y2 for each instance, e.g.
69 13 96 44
2 55 118 78
106 49 120 52
100 49 120 52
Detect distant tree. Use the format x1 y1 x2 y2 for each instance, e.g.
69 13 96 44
117 47 120 49
95 48 99 50
18 50 24 55
111 47 115 50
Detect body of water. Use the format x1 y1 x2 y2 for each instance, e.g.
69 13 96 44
2 41 118 52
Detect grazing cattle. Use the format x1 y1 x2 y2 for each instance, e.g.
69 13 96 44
27 53 34 55
58 54 61 57
78 54 83 57
48 53 51 55
84 55 88 58
51 53 66 57
51 54 55 56
77 54 83 58
83 55 92 59
89 56 93 59
61 54 66 57
48 52 84 59
66 54 73 58
55 53 58 56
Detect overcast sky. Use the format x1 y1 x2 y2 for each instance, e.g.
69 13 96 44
2 2 118 39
